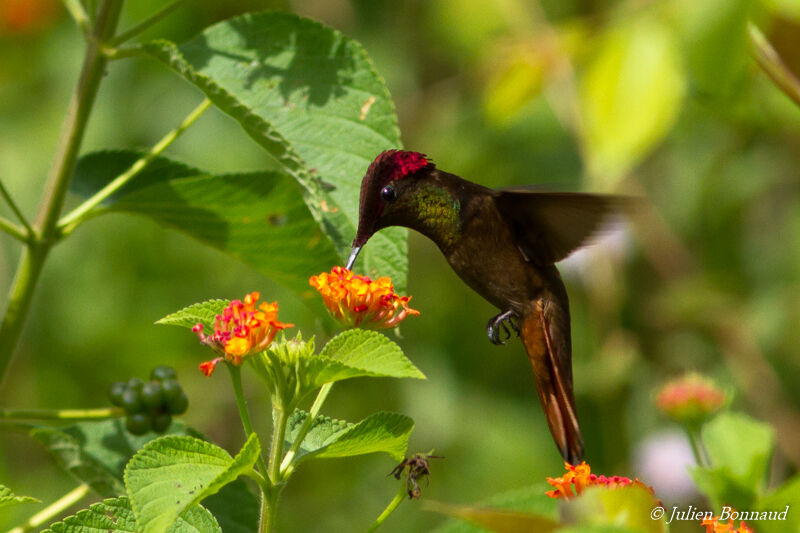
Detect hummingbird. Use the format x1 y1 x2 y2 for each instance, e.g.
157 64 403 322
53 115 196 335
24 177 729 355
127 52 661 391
346 150 628 465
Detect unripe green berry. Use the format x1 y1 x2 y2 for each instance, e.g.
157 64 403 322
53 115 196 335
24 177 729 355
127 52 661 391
160 379 182 402
120 387 144 414
166 391 189 415
126 413 151 435
108 382 127 407
150 366 177 382
152 412 172 433
126 377 143 392
140 382 164 410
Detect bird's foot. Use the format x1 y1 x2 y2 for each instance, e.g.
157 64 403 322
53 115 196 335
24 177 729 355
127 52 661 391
486 310 520 345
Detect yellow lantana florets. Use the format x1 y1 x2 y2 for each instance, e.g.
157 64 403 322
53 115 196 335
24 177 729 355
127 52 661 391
309 267 419 329
193 292 293 377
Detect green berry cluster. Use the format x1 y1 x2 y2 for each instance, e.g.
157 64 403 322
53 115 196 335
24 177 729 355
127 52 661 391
108 366 189 435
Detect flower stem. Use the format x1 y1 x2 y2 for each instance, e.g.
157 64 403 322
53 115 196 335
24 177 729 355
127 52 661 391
227 364 270 478
57 97 212 235
9 483 90 533
279 382 333 478
111 0 186 46
749 23 800 109
366 484 407 532
686 426 710 468
0 178 33 238
0 407 123 420
0 0 123 385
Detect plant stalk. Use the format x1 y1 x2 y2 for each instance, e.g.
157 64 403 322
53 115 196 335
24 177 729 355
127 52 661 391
111 0 187 45
58 97 211 234
366 484 407 532
9 483 90 533
279 382 333 477
227 364 271 478
686 426 710 469
0 179 33 237
0 407 123 420
0 0 123 385
0 216 27 243
749 23 800 109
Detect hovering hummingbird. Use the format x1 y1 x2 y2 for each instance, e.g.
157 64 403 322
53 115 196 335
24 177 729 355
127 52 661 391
346 150 629 465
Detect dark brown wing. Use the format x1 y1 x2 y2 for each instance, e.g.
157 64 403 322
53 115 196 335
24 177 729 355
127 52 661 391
493 190 629 265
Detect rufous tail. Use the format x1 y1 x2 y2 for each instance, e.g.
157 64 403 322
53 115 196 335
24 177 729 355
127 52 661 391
520 298 584 464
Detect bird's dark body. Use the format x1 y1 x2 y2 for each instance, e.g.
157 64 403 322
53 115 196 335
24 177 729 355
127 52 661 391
348 151 624 464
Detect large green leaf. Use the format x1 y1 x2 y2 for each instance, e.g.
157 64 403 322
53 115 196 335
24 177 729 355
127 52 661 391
754 476 800 533
72 150 340 299
31 419 198 497
0 484 39 509
143 12 408 290
124 433 260 533
41 496 220 533
319 329 425 380
702 412 774 493
285 410 412 464
580 16 685 186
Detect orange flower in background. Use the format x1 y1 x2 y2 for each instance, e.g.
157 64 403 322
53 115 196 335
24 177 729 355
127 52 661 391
309 267 419 329
701 516 753 533
0 0 58 33
546 462 655 500
193 292 293 376
656 372 726 425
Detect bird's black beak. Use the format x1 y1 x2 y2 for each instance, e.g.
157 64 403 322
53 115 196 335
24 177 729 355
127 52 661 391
345 245 362 270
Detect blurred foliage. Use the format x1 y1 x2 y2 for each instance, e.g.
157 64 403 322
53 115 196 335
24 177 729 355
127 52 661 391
2 0 800 531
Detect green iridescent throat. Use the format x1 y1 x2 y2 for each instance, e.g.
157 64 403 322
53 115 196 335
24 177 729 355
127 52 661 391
413 183 461 248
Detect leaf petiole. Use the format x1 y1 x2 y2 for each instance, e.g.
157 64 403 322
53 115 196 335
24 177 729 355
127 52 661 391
111 0 187 46
57 97 211 236
8 483 89 533
279 382 333 478
365 484 407 532
0 407 123 421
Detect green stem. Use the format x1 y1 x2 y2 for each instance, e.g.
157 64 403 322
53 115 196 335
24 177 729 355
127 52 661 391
268 406 288 484
366 484 407 533
0 407 122 420
686 426 710 468
0 216 27 243
0 0 123 385
0 179 33 237
9 483 90 533
749 23 800 109
58 97 211 234
61 0 91 36
279 382 333 478
227 364 271 478
111 0 186 46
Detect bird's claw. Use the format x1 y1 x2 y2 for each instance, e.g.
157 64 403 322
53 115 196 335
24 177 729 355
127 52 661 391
487 310 520 345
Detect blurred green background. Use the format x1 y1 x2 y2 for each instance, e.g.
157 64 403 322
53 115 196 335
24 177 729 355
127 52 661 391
2 0 800 531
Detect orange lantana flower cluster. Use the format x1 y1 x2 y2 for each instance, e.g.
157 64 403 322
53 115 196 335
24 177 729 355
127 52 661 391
701 516 753 533
309 267 419 329
193 292 293 376
546 462 654 500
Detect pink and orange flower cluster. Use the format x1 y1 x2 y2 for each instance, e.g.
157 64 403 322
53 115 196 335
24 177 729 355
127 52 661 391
545 461 654 500
193 292 293 377
309 267 419 329
656 372 726 424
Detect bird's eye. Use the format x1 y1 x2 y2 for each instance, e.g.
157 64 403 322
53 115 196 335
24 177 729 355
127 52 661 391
380 185 397 202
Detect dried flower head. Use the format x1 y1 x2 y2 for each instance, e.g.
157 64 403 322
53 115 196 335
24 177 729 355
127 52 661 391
309 267 419 329
193 292 293 376
546 462 655 500
656 372 726 425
